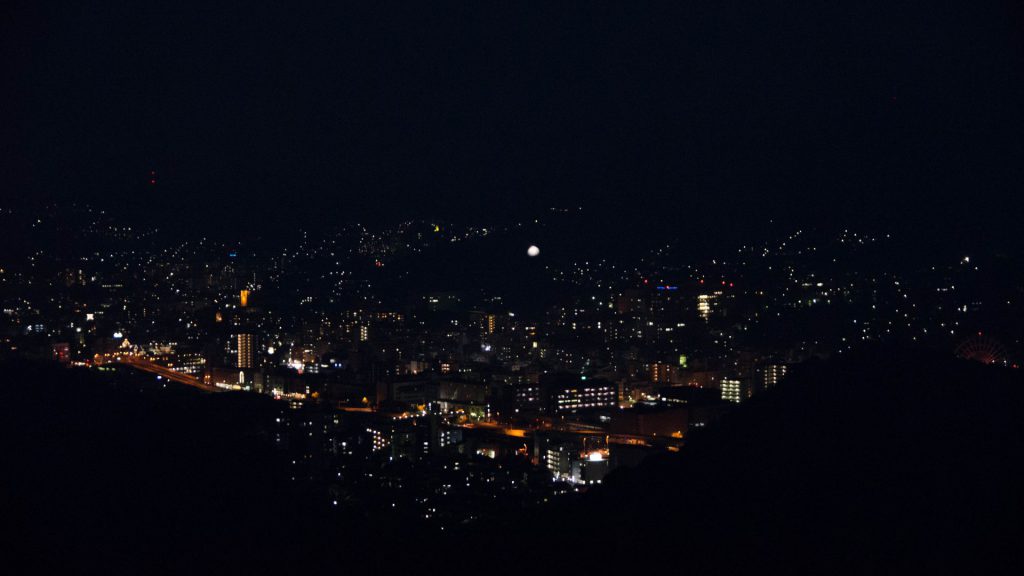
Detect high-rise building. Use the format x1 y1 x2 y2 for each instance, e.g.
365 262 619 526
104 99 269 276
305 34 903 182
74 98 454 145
762 364 788 390
721 378 742 403
697 291 723 321
545 440 573 479
649 362 676 384
237 333 255 369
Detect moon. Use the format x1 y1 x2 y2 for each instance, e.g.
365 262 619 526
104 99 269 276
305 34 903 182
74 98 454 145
527 245 540 257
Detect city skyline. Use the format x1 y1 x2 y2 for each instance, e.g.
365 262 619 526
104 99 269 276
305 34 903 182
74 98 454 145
4 2 1024 574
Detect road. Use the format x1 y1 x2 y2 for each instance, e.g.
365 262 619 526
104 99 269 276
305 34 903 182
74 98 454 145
96 354 221 393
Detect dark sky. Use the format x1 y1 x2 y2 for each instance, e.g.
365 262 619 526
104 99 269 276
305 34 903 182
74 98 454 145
4 1 1024 242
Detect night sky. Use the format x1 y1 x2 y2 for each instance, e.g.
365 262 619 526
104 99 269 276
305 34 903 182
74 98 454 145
4 1 1024 243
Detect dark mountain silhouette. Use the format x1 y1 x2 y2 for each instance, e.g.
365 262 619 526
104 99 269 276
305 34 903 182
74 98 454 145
474 345 1024 574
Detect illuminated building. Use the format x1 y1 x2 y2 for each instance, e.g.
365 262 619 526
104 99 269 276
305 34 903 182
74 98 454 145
543 437 610 484
204 366 260 391
514 383 544 412
239 289 250 307
171 352 206 375
720 377 753 403
237 333 255 369
649 362 676 384
762 364 788 390
721 378 742 403
544 439 573 479
433 426 462 451
368 427 389 452
366 423 420 460
406 360 429 375
553 380 617 413
697 291 722 321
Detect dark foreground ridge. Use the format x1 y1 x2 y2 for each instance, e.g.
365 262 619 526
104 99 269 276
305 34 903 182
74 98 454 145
491 346 1024 574
3 346 1023 574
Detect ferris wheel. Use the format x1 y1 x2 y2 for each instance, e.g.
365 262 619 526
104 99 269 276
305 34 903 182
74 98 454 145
954 333 1009 366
